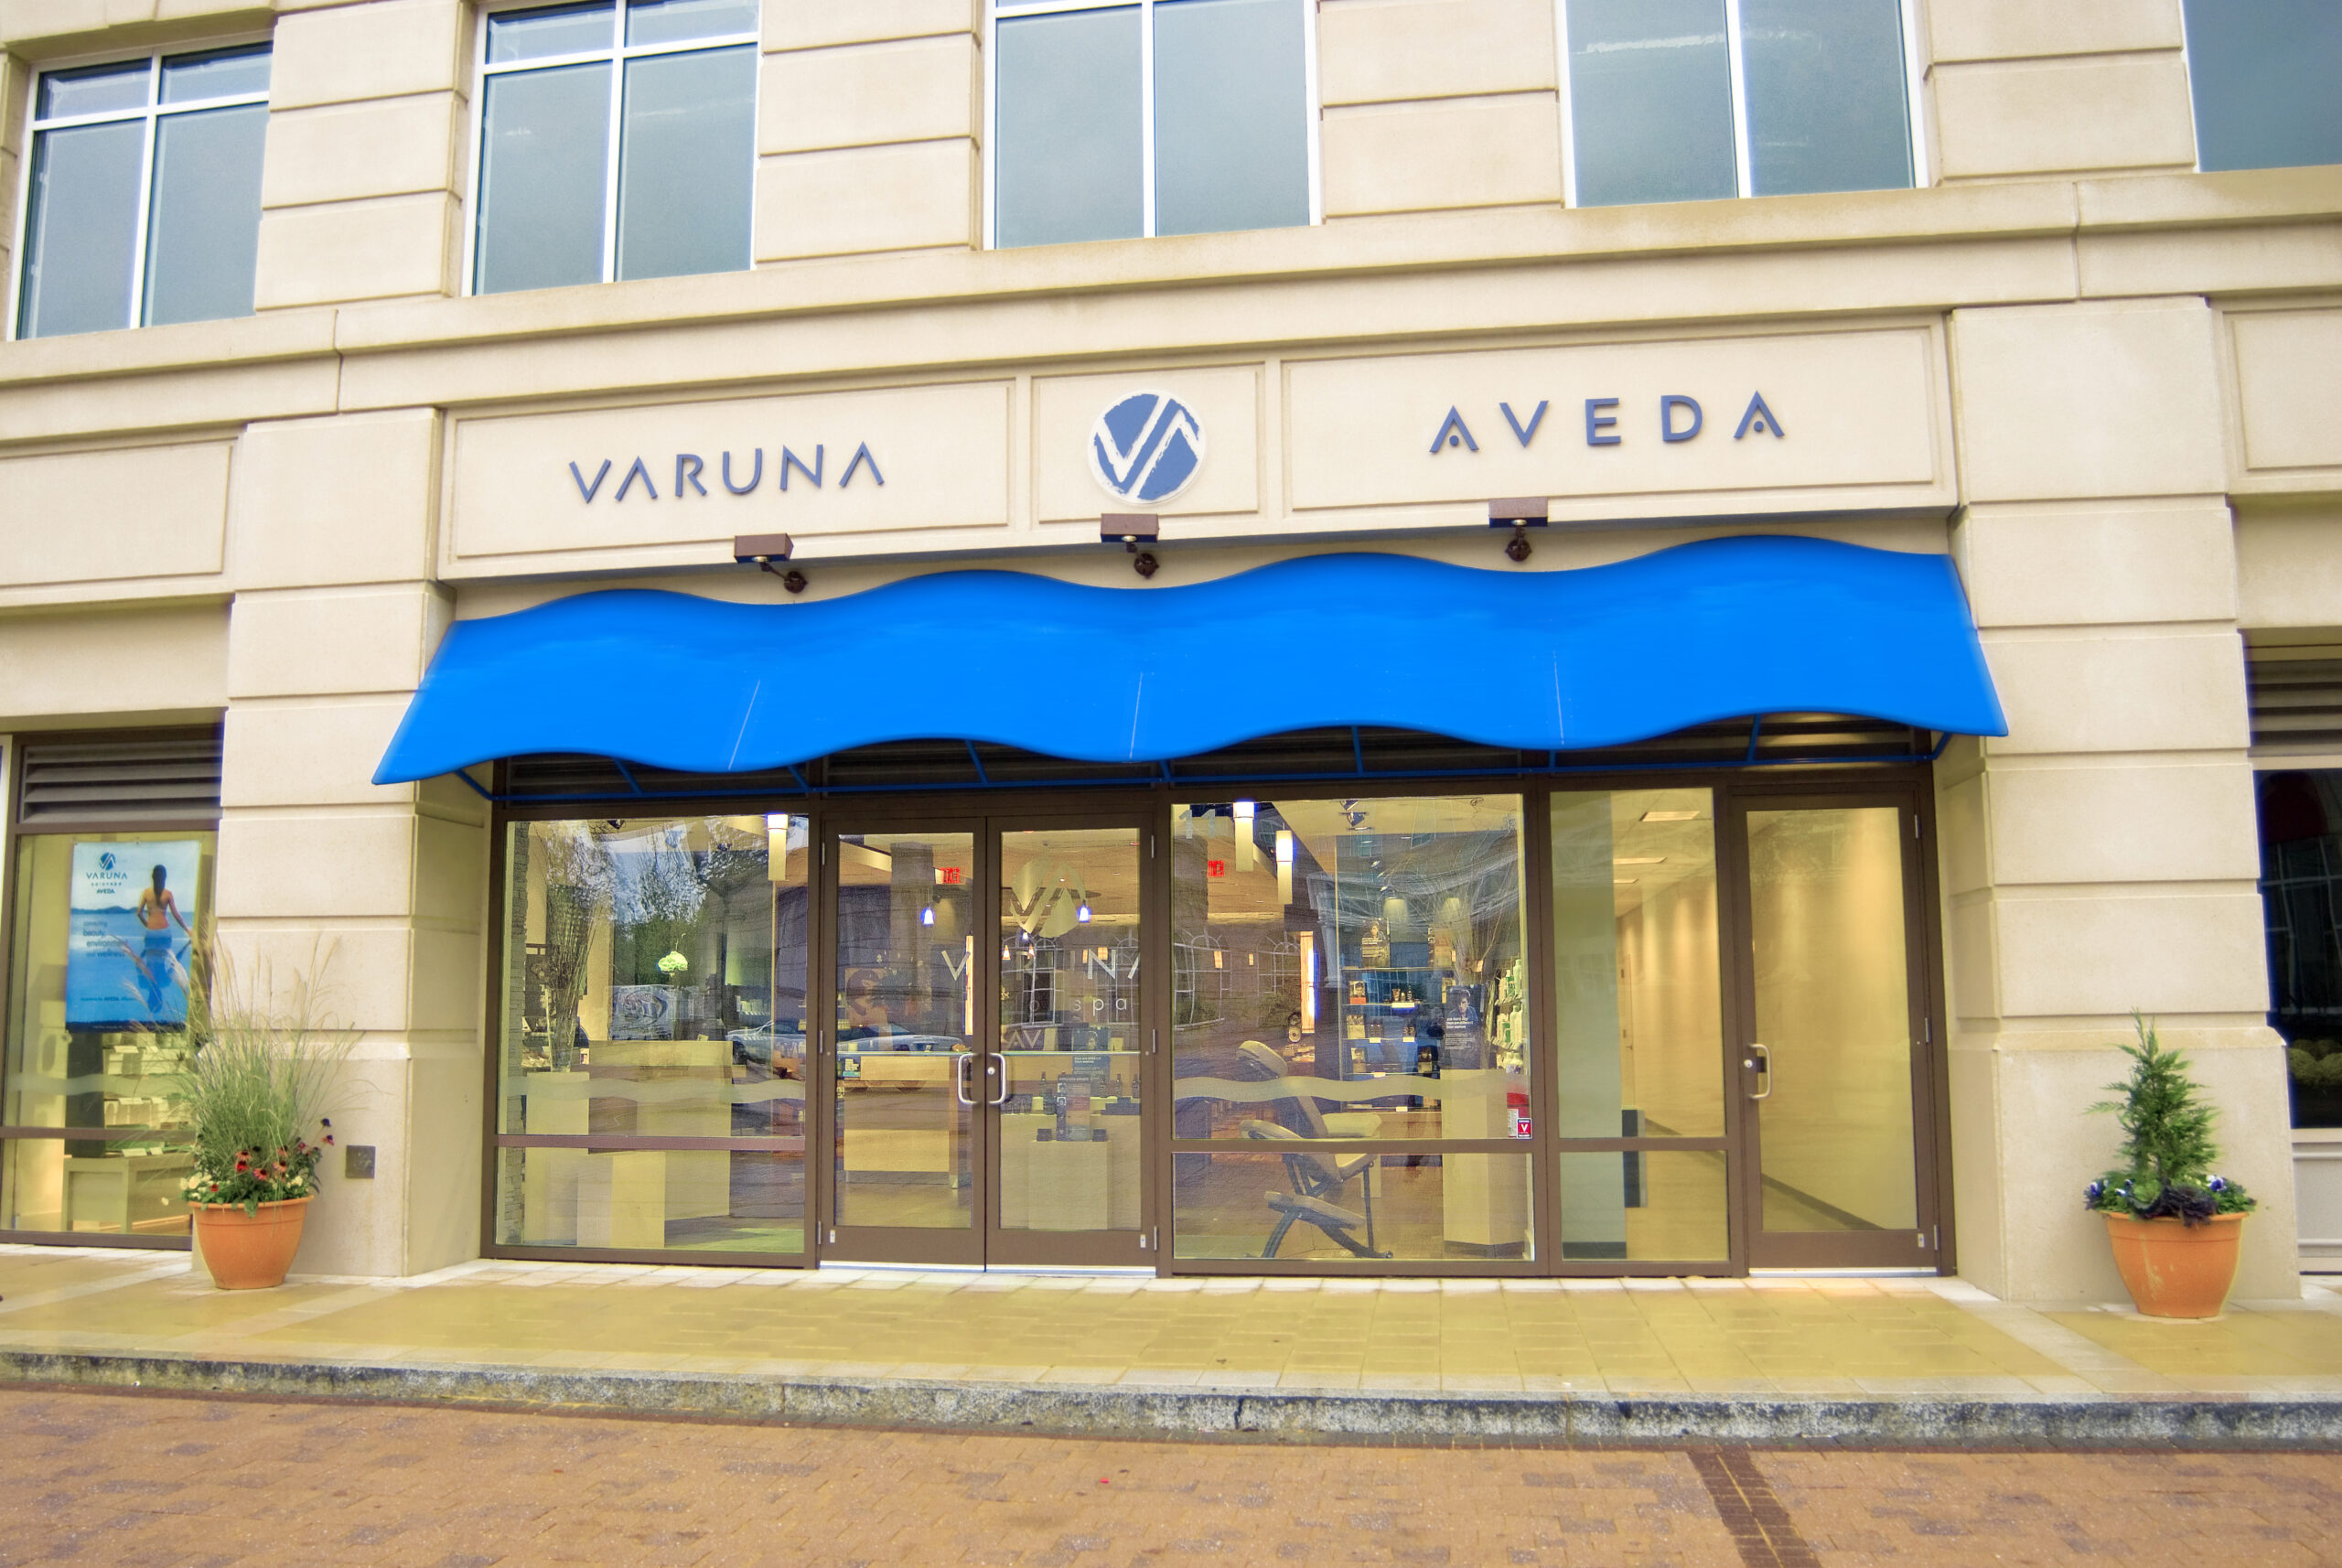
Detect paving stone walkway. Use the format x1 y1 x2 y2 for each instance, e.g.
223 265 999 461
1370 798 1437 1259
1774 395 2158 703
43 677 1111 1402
1 1384 2337 1568
5 1247 2342 1402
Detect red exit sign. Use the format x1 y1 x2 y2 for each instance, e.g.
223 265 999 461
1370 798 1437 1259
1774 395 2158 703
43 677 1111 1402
940 867 963 885
1207 859 1227 878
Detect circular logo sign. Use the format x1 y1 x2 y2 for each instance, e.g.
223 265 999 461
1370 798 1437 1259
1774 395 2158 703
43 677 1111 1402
1090 391 1206 506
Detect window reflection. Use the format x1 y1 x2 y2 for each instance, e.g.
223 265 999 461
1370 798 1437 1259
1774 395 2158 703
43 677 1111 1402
497 815 808 1256
1172 797 1529 1146
1172 1151 1532 1262
2 831 214 1238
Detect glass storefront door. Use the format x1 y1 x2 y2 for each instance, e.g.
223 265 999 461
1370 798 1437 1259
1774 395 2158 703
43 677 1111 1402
991 822 1151 1266
816 817 1155 1266
1731 794 1939 1269
822 823 984 1264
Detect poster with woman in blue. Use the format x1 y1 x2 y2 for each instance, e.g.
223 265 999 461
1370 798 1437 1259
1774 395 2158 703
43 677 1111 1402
66 843 202 1028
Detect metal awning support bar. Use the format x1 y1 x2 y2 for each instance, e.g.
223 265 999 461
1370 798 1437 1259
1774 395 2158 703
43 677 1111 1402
473 744 1950 804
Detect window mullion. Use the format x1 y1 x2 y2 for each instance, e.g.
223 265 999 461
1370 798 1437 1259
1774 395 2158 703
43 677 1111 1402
126 57 161 328
1138 0 1156 237
602 13 624 284
1723 0 1753 199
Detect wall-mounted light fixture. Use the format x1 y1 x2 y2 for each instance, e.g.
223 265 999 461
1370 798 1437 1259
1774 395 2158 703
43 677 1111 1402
1076 902 1092 924
1102 513 1159 578
1488 498 1548 563
735 532 806 593
919 904 936 927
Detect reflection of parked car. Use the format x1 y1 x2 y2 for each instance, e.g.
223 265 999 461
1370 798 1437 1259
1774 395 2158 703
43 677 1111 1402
727 1024 806 1072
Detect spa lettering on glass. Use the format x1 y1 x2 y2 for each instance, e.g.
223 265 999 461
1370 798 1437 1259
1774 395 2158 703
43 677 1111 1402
566 443 887 503
1428 392 1785 454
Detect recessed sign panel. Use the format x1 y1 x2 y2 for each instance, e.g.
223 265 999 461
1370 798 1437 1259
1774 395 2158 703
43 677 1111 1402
1285 328 1942 518
448 381 1014 565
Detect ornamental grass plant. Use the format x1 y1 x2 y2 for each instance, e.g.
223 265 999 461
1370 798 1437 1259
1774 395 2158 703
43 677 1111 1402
2085 1013 2255 1227
170 943 357 1214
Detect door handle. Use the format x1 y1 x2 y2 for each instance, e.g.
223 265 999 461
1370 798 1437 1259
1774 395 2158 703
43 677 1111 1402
954 1051 976 1106
987 1051 1011 1107
1746 1043 1773 1101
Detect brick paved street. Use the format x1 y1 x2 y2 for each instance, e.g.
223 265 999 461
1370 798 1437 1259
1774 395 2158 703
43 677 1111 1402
0 1387 2337 1568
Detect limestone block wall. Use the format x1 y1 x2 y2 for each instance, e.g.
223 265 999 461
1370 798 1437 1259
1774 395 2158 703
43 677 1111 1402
1926 0 2197 183
1318 0 1560 218
1940 295 2297 1301
216 409 487 1278
755 1 980 262
255 0 468 308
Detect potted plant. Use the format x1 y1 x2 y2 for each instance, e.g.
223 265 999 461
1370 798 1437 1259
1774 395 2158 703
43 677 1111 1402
2085 1015 2256 1318
171 948 355 1291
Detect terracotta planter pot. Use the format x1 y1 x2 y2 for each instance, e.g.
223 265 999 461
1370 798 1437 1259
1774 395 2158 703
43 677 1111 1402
193 1197 311 1291
2102 1210 2246 1319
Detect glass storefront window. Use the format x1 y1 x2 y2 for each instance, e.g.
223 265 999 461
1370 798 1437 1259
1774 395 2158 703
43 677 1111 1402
1171 796 1531 1144
1172 1150 1533 1262
1550 789 1724 1141
2257 769 2342 1129
1549 788 1727 1262
495 815 808 1256
1555 1150 1729 1262
2 830 214 1238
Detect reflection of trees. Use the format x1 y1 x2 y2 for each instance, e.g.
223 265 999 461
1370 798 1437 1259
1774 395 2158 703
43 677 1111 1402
535 824 614 1069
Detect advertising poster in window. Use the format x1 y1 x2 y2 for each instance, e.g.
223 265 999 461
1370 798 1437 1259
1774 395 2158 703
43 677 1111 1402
65 842 202 1029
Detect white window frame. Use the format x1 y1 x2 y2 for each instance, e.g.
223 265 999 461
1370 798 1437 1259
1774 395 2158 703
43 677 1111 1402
6 38 274 341
983 0 1323 250
1552 0 1929 207
462 0 761 296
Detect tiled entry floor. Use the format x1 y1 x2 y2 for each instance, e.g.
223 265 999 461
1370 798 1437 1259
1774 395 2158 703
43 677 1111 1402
3 1247 2341 1401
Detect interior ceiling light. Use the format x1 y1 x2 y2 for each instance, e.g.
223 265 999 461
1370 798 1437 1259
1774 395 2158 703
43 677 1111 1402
1614 855 1666 865
1640 810 1702 822
1613 877 1638 886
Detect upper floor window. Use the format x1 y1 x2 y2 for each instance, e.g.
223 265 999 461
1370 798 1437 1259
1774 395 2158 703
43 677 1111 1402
470 0 757 296
989 0 1316 249
2183 0 2342 173
14 45 270 339
1562 0 1916 207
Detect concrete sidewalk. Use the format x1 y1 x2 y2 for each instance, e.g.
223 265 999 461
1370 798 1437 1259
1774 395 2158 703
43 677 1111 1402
3 1246 2339 1445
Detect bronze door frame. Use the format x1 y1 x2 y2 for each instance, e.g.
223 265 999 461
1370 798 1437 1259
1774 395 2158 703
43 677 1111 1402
1720 780 1946 1272
479 762 1957 1278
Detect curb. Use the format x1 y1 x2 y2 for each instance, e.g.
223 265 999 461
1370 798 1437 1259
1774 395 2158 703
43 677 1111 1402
1 1349 2337 1447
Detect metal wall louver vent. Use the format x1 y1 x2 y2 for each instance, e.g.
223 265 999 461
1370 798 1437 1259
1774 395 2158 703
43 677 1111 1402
2248 657 2342 757
16 732 224 825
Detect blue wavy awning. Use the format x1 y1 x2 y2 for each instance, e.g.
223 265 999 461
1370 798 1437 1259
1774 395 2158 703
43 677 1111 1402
372 536 2005 785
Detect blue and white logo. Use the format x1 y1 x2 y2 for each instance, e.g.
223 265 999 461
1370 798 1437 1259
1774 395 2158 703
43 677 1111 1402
1090 391 1205 506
